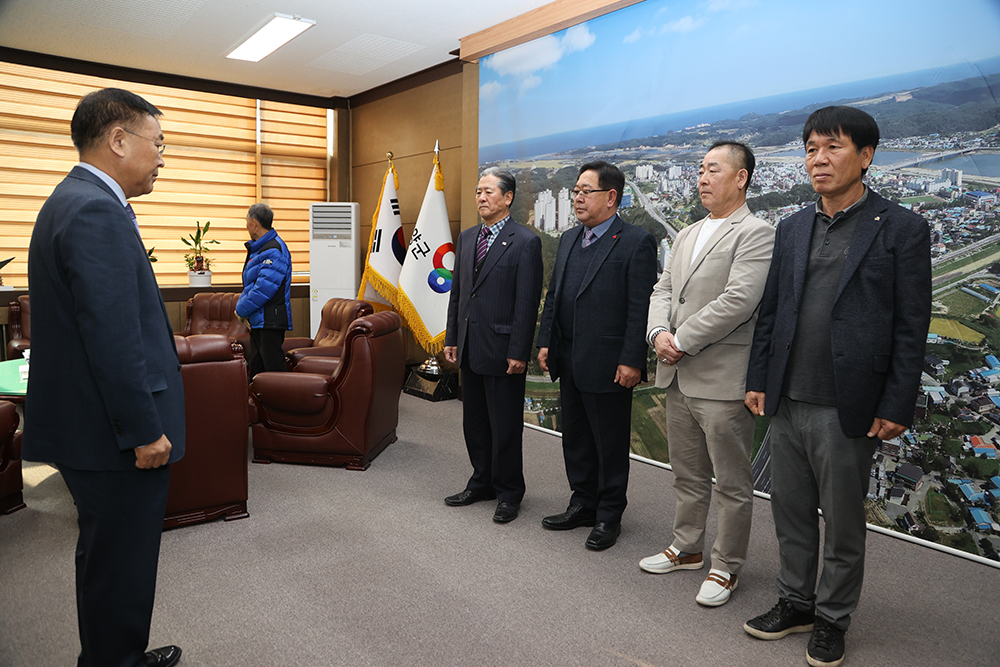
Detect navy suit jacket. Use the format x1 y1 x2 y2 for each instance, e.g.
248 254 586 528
445 219 543 375
24 166 186 470
537 214 657 394
746 189 931 437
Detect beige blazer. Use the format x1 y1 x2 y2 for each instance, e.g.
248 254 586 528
647 202 774 401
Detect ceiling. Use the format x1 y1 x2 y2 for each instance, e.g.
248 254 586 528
0 0 555 99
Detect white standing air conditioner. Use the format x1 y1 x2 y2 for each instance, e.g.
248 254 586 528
309 202 360 338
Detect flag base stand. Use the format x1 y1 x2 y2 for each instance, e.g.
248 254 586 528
403 357 458 402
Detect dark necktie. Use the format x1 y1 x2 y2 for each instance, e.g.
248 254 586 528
475 225 490 264
582 227 595 248
125 203 141 237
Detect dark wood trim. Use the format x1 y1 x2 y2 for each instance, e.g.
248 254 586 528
2 284 309 307
158 283 310 302
0 47 348 110
349 59 464 108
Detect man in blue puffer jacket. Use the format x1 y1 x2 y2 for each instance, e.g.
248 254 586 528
236 203 292 378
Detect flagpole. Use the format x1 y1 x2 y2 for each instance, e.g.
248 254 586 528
417 140 443 377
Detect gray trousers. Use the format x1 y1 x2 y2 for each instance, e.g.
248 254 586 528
664 381 755 575
770 398 876 630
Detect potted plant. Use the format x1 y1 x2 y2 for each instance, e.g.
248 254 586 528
182 221 220 287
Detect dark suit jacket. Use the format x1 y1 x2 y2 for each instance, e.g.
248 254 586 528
24 166 186 471
445 219 543 375
746 189 931 437
537 214 658 394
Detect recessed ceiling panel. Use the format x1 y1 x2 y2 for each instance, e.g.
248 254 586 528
308 33 425 76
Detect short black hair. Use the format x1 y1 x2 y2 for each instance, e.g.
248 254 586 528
248 203 274 230
480 167 516 204
709 140 756 188
579 160 625 207
802 106 880 176
71 88 162 153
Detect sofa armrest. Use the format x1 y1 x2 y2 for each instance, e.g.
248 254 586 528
282 337 313 352
288 346 343 365
6 339 29 359
252 372 332 414
175 334 235 364
294 357 341 376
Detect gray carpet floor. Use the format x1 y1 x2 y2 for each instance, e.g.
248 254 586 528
1 393 997 667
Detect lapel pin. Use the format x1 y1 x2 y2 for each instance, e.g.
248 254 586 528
874 216 880 221
502 241 507 246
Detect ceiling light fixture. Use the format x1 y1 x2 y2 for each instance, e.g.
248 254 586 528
226 13 315 62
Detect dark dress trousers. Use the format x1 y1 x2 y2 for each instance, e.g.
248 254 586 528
25 166 186 667
537 215 657 522
445 220 542 503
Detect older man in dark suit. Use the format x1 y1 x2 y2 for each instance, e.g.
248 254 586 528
743 106 931 667
444 168 542 524
25 88 185 667
537 161 657 550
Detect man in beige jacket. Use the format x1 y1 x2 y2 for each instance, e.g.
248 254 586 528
641 141 774 607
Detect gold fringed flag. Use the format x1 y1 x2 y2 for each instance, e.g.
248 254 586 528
358 160 405 311
396 149 454 353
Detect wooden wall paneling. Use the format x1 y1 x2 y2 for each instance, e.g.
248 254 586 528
331 107 350 202
350 64 466 364
460 61 480 234
350 73 463 168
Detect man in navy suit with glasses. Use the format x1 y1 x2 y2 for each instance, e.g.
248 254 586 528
25 88 185 667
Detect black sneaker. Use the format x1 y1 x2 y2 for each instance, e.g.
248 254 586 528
744 597 815 640
807 617 845 667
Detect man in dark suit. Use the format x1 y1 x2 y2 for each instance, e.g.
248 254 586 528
25 88 185 667
536 161 657 550
743 107 931 667
444 168 542 524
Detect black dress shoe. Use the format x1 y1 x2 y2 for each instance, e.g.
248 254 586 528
585 521 621 550
445 488 496 506
142 645 181 667
493 501 520 523
541 503 597 530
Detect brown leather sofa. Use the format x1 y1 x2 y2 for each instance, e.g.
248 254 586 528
6 296 30 360
283 298 373 369
164 334 250 529
180 292 250 355
250 311 404 470
0 400 25 515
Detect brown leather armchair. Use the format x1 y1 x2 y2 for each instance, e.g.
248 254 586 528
180 292 250 355
164 334 250 529
250 311 404 470
0 400 25 515
7 296 30 359
283 298 373 369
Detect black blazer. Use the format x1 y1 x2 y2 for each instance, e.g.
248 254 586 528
537 214 657 394
746 189 931 437
24 166 186 470
445 219 542 375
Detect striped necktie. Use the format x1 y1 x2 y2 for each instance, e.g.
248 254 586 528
475 225 490 264
582 227 595 248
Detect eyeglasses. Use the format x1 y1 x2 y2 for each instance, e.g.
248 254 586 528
570 188 610 199
123 128 166 156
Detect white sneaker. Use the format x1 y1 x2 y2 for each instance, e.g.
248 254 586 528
639 546 704 574
696 569 738 607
